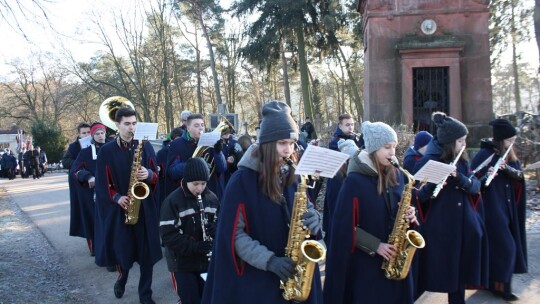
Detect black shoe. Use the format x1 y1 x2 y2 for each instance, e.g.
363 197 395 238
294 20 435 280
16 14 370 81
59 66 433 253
114 280 125 298
492 290 519 302
501 293 519 301
140 299 155 304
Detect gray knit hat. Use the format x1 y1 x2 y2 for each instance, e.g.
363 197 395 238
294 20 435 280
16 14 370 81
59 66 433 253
362 121 398 153
258 101 299 144
432 112 468 144
184 157 210 182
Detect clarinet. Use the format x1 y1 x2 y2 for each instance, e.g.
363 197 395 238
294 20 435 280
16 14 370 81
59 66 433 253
431 146 466 199
197 194 212 261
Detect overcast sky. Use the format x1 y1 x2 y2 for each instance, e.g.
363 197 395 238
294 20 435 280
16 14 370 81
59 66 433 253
0 0 537 78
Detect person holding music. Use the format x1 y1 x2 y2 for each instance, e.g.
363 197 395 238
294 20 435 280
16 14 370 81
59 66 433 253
324 121 418 304
202 101 323 304
328 113 364 151
412 112 488 304
167 114 227 200
94 107 161 304
403 131 432 172
157 127 184 205
69 123 107 256
160 157 219 304
322 138 358 243
471 118 527 301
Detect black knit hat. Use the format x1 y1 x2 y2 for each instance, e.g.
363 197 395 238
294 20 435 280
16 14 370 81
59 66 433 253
432 112 468 144
258 101 299 144
490 118 517 141
184 157 210 182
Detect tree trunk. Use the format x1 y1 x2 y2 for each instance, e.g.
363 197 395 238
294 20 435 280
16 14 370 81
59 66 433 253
295 22 313 120
198 12 223 112
281 43 292 107
511 1 522 112
195 30 203 114
535 0 540 73
338 46 364 121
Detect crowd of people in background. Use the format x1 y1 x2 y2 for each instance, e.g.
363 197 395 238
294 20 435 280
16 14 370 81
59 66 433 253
3 101 526 304
0 145 47 180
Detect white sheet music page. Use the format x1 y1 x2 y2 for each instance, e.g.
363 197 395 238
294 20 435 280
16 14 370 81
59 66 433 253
295 145 349 178
413 160 456 184
78 136 92 149
134 122 158 140
525 160 540 170
197 132 221 147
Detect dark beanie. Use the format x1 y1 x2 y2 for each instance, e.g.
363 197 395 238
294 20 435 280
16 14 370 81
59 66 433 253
490 118 516 141
258 101 299 144
413 131 433 150
432 112 468 144
184 157 210 182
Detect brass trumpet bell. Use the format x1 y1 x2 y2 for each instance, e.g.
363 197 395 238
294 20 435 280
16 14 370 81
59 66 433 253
192 116 235 177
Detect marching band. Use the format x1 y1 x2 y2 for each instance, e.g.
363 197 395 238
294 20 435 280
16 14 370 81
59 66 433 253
8 97 526 304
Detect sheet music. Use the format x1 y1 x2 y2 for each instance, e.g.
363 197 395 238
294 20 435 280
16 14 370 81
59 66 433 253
197 132 221 147
525 160 540 170
134 123 158 140
295 145 349 178
413 160 456 184
78 136 92 149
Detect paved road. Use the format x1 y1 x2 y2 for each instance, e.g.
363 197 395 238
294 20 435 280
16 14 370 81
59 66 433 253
1 173 178 304
1 172 539 303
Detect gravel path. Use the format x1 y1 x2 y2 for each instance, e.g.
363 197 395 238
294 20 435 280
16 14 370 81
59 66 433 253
0 188 90 304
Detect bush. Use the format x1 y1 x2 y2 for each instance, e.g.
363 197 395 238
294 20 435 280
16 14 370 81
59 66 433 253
30 120 68 163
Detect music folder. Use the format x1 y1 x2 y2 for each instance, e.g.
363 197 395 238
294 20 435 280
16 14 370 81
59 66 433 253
134 123 158 140
295 145 349 178
197 132 221 147
525 160 540 171
413 160 456 184
78 135 92 149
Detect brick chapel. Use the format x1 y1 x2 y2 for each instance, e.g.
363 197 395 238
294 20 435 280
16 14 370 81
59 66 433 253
357 0 493 141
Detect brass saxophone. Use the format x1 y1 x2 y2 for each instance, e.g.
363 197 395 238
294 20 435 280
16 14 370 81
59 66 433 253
381 157 425 280
280 158 326 301
125 139 150 225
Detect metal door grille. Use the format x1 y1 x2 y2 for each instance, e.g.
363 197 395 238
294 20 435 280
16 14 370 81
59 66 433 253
412 67 449 133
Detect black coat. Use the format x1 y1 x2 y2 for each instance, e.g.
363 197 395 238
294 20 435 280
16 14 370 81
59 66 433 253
412 138 489 293
94 139 162 269
471 140 528 282
160 184 219 272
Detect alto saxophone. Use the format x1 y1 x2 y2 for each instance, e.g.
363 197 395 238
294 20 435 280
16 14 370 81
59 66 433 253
280 158 326 302
125 139 150 225
381 157 425 280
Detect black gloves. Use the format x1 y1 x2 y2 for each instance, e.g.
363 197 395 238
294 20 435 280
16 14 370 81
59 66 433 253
206 222 217 239
197 241 213 254
267 256 295 281
213 139 223 153
301 208 322 235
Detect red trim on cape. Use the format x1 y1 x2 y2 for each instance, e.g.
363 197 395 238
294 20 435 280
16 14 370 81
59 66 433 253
514 181 523 204
147 158 158 189
231 203 248 275
415 188 430 223
352 197 359 253
468 194 481 212
105 165 117 202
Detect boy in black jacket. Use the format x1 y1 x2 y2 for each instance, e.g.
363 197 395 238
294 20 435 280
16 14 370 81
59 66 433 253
160 157 219 304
